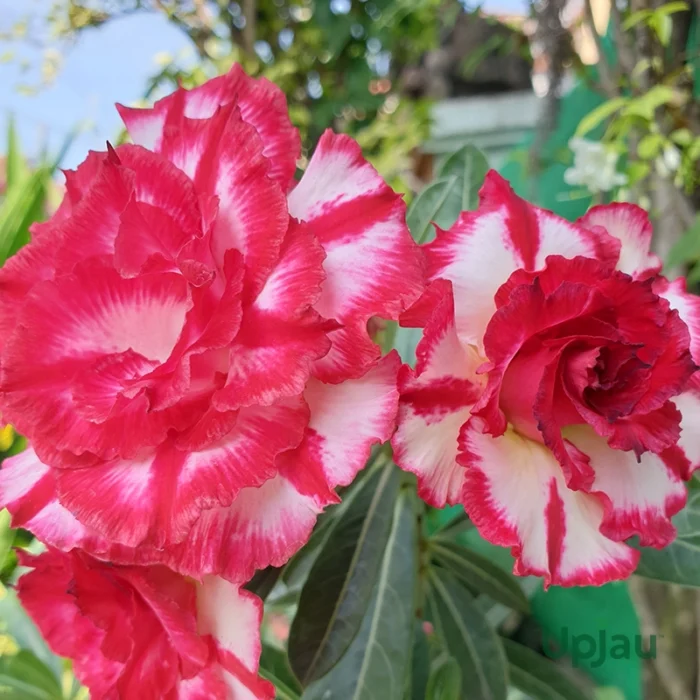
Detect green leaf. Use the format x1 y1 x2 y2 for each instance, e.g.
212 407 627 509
289 466 401 686
426 655 462 700
5 116 28 193
427 571 508 700
406 176 461 244
244 567 281 602
0 167 49 265
436 145 489 212
259 645 302 700
636 133 663 160
0 650 62 699
502 639 591 700
0 510 14 572
622 85 675 120
574 98 627 137
302 488 418 699
431 511 474 540
634 489 700 586
406 145 489 245
410 622 431 700
0 586 62 679
430 541 530 614
666 215 700 268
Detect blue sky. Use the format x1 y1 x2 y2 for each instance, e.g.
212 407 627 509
0 0 190 169
0 0 526 171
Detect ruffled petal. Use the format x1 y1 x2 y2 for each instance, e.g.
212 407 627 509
212 221 330 411
54 398 309 548
290 350 403 491
0 231 59 350
671 387 700 479
118 64 299 189
162 103 289 299
0 261 193 464
17 550 123 696
392 285 484 507
288 131 425 381
460 424 639 587
656 276 700 365
160 468 324 583
196 578 275 699
426 171 620 347
565 426 686 548
578 203 661 279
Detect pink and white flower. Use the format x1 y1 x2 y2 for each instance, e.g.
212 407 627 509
0 65 424 583
393 172 700 587
17 547 273 699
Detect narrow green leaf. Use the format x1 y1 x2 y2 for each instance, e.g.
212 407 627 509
666 215 700 268
244 566 281 602
502 639 591 700
431 511 474 540
259 645 302 700
436 144 489 212
0 168 49 265
282 464 375 590
406 176 461 244
0 586 62 679
428 571 508 700
430 541 529 614
289 466 401 685
302 488 418 700
574 98 627 137
634 489 700 586
5 116 28 193
426 655 462 700
0 509 14 571
0 650 62 699
409 622 431 700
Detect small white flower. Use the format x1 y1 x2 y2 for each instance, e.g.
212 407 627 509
564 137 627 194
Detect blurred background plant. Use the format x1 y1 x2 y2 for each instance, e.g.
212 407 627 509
0 1 700 699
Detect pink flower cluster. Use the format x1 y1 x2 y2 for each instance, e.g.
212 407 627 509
1 67 699 697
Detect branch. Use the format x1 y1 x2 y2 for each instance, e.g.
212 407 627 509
583 0 618 95
629 577 693 700
242 0 256 56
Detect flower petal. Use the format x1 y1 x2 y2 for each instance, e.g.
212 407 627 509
196 578 275 699
565 426 686 548
460 424 639 587
54 398 309 548
578 203 661 279
17 550 123 696
160 103 289 299
118 64 300 189
0 262 193 464
160 469 324 583
288 131 425 381
426 171 620 347
392 285 483 507
671 387 700 479
292 350 403 491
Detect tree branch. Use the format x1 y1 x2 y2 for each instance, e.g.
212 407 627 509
583 0 618 95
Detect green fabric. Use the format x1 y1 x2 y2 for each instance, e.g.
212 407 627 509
431 508 641 699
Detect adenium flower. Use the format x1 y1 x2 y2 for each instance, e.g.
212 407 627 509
0 65 424 582
393 171 700 586
17 547 273 699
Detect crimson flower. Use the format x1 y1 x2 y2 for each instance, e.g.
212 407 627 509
17 547 273 699
393 171 700 586
0 65 424 582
